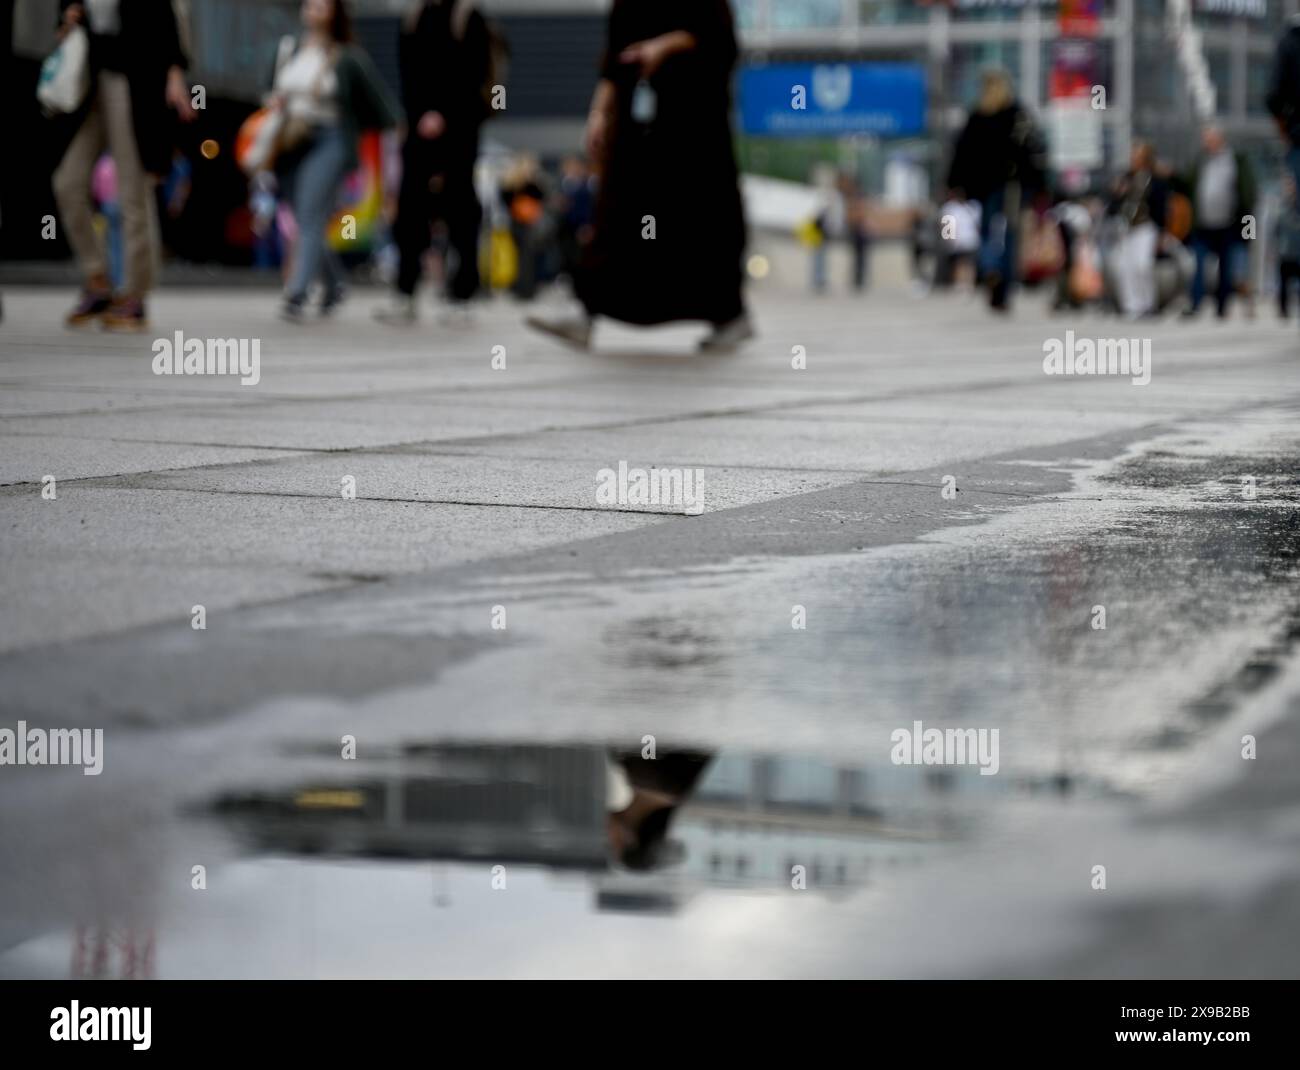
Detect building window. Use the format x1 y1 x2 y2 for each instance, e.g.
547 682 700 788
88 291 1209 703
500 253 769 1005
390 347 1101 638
1205 48 1232 114
1248 52 1277 116
859 1 932 25
770 0 849 30
733 0 763 32
950 42 1024 111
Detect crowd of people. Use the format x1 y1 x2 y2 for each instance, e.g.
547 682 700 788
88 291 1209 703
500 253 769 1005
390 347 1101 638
917 29 1300 327
40 2 1300 339
46 0 752 352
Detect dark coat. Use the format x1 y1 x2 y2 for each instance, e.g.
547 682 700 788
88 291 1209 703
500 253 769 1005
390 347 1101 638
1181 151 1257 229
399 0 492 145
59 0 189 176
577 0 746 326
334 46 401 172
1268 21 1300 147
1108 170 1169 230
947 102 1047 204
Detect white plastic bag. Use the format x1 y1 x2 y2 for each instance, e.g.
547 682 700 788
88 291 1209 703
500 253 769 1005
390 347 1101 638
37 25 91 116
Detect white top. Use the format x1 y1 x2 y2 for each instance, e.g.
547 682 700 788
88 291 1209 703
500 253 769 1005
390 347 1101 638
274 43 339 125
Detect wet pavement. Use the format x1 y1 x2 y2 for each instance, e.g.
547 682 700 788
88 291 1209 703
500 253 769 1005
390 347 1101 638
0 288 1298 978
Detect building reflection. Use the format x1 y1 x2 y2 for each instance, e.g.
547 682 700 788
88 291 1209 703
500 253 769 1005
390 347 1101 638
208 740 1033 914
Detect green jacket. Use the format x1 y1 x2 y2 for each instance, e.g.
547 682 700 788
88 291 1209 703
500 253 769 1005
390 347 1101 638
334 46 401 170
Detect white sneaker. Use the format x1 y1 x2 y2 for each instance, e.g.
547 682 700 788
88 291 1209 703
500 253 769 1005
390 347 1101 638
525 313 593 350
372 294 416 326
699 314 755 352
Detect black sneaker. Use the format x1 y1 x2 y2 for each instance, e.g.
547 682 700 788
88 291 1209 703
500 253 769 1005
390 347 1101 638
65 289 113 329
101 296 148 333
320 287 346 316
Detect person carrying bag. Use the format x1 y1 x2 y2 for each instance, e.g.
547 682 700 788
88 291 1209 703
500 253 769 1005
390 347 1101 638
50 0 196 332
266 0 398 321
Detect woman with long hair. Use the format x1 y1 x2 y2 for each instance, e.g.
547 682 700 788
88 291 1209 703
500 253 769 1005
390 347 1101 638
273 0 398 321
1108 140 1168 319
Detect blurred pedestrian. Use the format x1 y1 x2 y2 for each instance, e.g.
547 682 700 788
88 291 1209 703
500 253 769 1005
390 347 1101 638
1108 141 1168 319
1267 12 1300 192
274 0 399 322
1277 175 1300 325
842 175 871 293
1050 195 1097 311
527 0 753 352
805 164 841 296
909 202 934 292
374 0 494 326
52 0 195 331
1181 126 1256 320
946 67 1046 312
249 172 282 271
499 153 547 301
556 155 597 286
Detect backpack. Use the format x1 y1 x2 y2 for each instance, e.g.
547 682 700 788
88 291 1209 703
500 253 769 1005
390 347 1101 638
450 0 509 120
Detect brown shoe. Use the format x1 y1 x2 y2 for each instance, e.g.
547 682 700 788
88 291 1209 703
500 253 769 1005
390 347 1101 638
102 296 148 333
65 289 113 329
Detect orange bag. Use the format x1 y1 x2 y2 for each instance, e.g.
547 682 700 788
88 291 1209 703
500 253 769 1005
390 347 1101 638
1165 191 1193 241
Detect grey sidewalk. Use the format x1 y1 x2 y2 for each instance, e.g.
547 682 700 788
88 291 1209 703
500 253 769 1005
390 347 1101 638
1 284 1295 654
3 282 1300 978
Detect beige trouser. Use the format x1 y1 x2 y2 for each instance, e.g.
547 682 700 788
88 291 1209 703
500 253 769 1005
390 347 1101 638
52 70 159 296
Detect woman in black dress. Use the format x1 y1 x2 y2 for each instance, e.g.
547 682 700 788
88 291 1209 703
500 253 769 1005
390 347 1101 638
527 0 753 352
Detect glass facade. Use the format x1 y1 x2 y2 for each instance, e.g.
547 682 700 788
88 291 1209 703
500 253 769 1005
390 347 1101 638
860 0 932 24
772 0 848 29
731 0 1300 177
950 41 1024 107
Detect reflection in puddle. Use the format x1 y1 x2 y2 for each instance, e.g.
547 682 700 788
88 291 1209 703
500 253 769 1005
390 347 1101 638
206 740 1084 915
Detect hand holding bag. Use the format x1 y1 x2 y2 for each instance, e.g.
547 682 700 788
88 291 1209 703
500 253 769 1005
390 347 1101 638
236 37 333 175
236 106 285 175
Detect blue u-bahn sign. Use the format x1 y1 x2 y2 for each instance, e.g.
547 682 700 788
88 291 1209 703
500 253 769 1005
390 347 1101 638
739 63 927 138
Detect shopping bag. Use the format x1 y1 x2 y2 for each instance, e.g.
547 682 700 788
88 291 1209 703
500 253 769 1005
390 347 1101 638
486 227 518 290
37 25 91 116
1069 240 1104 302
235 107 285 176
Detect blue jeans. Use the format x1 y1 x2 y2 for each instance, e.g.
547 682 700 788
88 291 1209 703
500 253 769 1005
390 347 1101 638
284 125 350 304
1189 226 1237 316
102 202 123 290
978 186 1019 308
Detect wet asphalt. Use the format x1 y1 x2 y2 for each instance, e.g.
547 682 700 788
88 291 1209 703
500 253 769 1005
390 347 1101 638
0 287 1297 977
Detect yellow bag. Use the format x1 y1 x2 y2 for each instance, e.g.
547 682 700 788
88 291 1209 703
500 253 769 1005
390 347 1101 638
795 218 824 248
486 227 518 290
